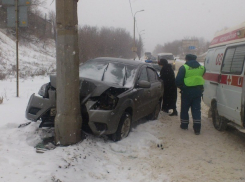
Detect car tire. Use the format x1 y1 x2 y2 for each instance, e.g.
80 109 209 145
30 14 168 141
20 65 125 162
111 112 132 142
148 101 161 120
212 103 227 131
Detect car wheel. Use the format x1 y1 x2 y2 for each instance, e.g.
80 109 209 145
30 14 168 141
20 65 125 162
111 112 131 142
212 103 227 131
148 101 161 120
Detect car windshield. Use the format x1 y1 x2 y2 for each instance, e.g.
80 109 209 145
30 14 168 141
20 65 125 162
79 60 137 87
159 55 174 60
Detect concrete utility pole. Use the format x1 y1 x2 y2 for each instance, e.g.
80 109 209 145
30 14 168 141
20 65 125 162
55 0 82 145
133 10 144 60
15 0 19 97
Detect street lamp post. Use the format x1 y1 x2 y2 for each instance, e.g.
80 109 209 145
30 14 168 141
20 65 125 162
133 10 144 60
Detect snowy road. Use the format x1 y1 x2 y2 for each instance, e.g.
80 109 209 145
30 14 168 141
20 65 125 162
1 77 245 182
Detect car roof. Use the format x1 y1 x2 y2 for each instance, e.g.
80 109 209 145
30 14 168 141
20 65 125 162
93 57 146 67
158 53 173 56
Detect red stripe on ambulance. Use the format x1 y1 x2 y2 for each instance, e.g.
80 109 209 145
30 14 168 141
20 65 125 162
210 27 245 46
203 72 219 82
204 73 243 87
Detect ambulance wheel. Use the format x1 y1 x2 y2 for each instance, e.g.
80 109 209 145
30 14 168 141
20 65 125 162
212 103 227 131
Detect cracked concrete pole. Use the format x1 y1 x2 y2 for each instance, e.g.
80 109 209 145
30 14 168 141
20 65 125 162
55 0 82 145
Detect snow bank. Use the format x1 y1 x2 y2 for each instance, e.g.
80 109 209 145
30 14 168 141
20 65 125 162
0 29 56 79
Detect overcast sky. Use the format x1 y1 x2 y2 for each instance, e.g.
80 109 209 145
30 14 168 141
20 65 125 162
45 0 245 52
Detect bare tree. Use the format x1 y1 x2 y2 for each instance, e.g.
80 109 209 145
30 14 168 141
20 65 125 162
136 36 144 59
48 10 56 41
78 26 134 63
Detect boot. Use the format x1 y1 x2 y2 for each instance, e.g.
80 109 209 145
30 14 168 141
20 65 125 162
180 124 188 130
194 129 200 135
169 109 178 116
193 124 201 135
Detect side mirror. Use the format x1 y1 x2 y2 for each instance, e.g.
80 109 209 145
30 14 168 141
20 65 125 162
137 80 151 88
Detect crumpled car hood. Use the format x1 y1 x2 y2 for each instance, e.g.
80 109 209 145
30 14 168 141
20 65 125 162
50 75 128 97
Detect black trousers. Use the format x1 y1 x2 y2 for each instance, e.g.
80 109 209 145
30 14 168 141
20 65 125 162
180 92 201 131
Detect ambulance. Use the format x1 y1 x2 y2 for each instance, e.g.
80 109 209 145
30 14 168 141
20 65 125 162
203 22 245 132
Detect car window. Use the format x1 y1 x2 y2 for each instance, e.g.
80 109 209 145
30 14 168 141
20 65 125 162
221 45 245 74
139 67 148 81
147 68 157 82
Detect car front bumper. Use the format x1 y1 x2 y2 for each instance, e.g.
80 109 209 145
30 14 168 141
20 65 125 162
25 90 56 121
85 101 122 135
25 92 122 135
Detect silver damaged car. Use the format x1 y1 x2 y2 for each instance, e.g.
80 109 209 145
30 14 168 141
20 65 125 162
25 57 163 141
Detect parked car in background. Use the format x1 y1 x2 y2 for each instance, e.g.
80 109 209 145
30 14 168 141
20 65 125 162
25 57 163 141
145 52 157 62
158 53 176 70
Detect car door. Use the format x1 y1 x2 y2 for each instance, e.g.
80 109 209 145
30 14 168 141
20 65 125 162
134 66 152 120
217 44 245 126
147 67 161 110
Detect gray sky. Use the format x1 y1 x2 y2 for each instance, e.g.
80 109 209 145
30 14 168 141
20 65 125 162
45 0 245 52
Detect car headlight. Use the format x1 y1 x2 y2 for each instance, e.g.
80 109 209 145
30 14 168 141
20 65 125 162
38 83 49 97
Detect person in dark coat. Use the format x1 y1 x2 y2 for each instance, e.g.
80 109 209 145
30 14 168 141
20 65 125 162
159 59 178 116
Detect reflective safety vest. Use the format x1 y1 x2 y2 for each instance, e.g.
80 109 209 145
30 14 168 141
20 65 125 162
183 64 205 86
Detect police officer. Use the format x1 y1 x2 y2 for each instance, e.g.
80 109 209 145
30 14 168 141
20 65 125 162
175 54 205 135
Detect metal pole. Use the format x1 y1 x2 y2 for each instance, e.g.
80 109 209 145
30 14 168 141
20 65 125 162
133 16 135 60
15 0 19 97
133 10 144 60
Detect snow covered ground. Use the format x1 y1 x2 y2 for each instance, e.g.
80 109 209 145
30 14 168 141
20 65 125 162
1 76 245 182
0 29 56 79
0 28 244 182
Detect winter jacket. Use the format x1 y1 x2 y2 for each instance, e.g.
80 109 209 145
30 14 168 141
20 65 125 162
175 60 206 97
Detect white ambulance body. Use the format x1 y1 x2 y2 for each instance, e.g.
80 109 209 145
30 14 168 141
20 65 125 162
203 22 245 132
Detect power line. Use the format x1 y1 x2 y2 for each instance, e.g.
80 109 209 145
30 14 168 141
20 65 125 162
128 0 141 39
128 0 134 18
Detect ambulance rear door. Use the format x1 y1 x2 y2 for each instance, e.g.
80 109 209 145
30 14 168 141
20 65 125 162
217 44 245 127
203 47 225 107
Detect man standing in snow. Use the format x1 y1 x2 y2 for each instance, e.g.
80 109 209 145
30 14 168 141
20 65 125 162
175 54 205 135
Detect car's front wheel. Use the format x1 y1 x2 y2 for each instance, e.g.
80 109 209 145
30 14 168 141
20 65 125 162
111 112 132 142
